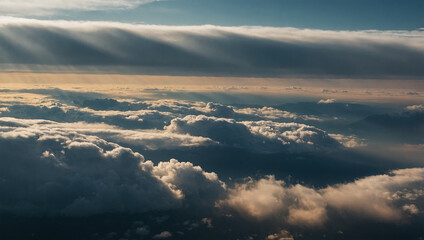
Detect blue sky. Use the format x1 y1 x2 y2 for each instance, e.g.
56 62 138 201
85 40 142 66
28 0 424 30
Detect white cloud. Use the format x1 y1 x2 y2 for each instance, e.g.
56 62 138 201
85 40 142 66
220 168 424 226
0 0 158 16
233 106 320 121
0 107 9 113
318 99 336 104
219 176 327 227
0 117 216 150
0 117 225 216
405 104 424 112
1 116 423 226
165 115 341 153
321 168 424 221
143 159 225 205
221 176 288 219
0 18 423 77
328 134 366 148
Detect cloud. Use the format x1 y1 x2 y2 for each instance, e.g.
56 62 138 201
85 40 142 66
153 231 172 239
348 109 424 144
0 1 158 16
233 106 320 121
402 204 419 215
322 168 424 221
220 168 424 226
318 98 336 104
143 159 226 206
266 230 294 240
328 133 366 148
201 217 213 228
406 91 420 96
1 116 423 229
0 117 224 216
0 107 9 113
219 176 327 227
405 104 424 112
0 18 423 78
0 117 216 150
135 226 150 235
165 115 341 152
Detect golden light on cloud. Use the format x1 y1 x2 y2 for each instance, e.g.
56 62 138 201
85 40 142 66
0 72 423 104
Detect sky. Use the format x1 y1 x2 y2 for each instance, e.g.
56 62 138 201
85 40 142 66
0 0 422 30
0 1 423 240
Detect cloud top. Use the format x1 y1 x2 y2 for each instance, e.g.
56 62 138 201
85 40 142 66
165 115 341 152
220 168 424 226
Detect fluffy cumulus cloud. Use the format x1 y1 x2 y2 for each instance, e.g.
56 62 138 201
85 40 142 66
0 92 353 152
165 115 341 152
0 18 423 78
0 117 216 150
321 168 424 221
220 168 424 226
0 117 224 216
1 87 423 237
1 117 423 228
219 176 327 227
143 159 226 206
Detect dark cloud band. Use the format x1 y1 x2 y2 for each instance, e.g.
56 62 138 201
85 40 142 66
0 18 423 78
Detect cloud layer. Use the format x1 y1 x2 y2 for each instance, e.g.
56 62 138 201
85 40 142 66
1 86 423 239
1 18 423 78
165 115 341 152
0 1 157 16
1 115 422 226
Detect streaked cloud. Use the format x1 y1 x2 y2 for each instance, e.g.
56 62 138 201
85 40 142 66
0 0 158 16
0 18 423 78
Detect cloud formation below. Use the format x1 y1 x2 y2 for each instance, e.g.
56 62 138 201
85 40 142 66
165 115 341 152
1 18 423 78
1 114 422 226
220 168 424 226
0 117 224 216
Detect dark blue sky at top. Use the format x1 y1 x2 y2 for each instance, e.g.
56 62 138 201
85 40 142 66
58 0 424 30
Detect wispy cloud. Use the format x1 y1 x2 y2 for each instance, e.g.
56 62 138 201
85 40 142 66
0 0 158 16
0 18 423 78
